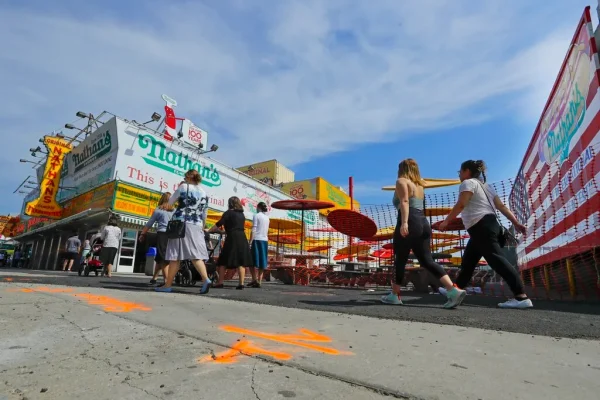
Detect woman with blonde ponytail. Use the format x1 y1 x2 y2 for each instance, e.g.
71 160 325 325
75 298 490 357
382 158 466 308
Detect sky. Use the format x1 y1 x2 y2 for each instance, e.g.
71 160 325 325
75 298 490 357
0 0 597 214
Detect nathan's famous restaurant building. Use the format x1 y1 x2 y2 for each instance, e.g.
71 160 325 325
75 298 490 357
13 100 358 273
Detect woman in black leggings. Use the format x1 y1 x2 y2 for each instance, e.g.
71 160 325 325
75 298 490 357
439 160 533 309
381 159 466 308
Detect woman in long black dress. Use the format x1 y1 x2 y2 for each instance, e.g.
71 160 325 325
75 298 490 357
209 196 252 289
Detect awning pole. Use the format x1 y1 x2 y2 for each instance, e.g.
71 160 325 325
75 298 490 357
52 235 63 271
44 235 55 270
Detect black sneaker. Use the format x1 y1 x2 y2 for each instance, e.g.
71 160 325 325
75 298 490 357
236 285 244 290
149 279 157 285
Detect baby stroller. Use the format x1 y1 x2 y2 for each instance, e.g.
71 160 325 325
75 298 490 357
78 238 105 277
175 232 221 287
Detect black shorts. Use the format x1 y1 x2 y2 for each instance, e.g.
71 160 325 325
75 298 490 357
155 232 168 264
99 247 118 266
65 252 78 261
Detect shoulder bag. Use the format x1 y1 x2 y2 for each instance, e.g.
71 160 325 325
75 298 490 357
166 184 189 239
475 180 517 248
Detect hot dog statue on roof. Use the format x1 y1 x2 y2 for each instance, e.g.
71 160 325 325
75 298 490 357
161 94 178 142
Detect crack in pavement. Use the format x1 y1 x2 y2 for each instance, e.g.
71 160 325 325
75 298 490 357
251 361 261 400
123 380 163 400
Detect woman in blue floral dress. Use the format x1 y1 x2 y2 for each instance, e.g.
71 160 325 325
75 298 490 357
156 169 212 294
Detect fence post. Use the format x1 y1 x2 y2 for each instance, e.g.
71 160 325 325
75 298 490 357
529 268 537 298
543 265 551 294
566 258 576 299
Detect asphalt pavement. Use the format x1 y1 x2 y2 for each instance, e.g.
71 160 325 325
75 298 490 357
1 268 599 340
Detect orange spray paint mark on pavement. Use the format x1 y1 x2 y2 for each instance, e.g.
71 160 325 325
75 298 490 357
3 278 13 282
199 340 293 364
221 326 349 355
4 286 151 313
201 326 352 364
72 294 152 313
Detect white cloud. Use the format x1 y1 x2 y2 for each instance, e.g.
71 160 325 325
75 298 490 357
0 0 593 212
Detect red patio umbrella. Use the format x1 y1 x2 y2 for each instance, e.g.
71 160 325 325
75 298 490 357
371 249 393 259
357 256 376 262
431 217 465 231
327 209 378 238
333 254 352 261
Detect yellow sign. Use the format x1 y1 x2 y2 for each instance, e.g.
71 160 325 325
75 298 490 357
0 215 10 236
62 181 115 219
316 178 359 215
237 160 278 186
280 179 317 200
25 136 73 219
381 178 461 191
113 182 162 218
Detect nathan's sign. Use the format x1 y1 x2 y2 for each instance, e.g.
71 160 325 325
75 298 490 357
137 133 222 188
539 41 591 165
71 130 112 172
25 136 73 219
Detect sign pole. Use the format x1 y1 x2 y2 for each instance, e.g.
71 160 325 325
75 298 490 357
349 177 354 262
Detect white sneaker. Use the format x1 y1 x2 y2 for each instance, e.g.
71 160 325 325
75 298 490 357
498 298 533 309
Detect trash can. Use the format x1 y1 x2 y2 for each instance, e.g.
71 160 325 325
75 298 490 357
145 247 157 276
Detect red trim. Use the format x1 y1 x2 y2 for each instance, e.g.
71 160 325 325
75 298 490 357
526 190 599 253
520 228 600 270
271 199 335 211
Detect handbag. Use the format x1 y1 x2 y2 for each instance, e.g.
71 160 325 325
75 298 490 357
475 180 517 248
166 184 189 239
